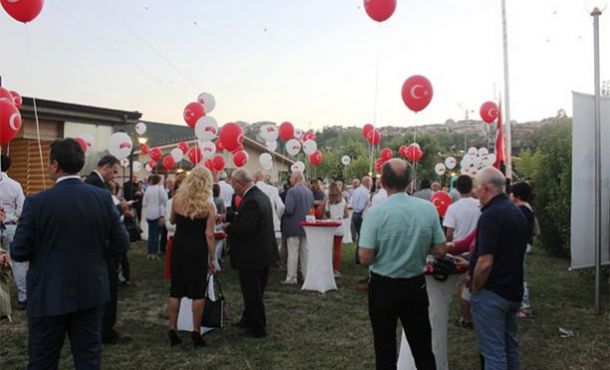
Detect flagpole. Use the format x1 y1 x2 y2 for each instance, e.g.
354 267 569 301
501 0 512 179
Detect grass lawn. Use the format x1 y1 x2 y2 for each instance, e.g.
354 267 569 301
1 242 608 369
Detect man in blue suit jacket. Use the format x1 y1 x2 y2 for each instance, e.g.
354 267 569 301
11 138 130 370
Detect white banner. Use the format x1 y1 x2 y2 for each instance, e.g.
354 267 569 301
570 92 610 269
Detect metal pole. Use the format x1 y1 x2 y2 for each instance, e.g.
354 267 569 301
501 0 512 179
592 10 602 313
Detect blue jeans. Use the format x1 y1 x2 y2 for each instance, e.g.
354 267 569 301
470 289 521 370
147 219 160 255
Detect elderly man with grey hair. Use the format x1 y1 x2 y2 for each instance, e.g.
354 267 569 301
469 167 530 370
281 170 314 285
225 168 277 338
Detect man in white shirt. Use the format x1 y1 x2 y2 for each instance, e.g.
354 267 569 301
350 175 371 245
370 185 388 208
218 171 235 211
443 175 480 242
0 154 26 308
253 171 284 238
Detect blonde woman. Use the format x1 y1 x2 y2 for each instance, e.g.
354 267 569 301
167 167 216 348
325 181 348 276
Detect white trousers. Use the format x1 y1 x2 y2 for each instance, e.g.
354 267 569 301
3 225 27 302
286 236 308 282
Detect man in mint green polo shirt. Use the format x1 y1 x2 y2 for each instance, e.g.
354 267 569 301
359 159 446 370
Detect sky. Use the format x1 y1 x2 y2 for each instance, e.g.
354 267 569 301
0 0 607 130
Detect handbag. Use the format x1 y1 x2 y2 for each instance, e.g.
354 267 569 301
201 275 225 328
426 255 460 282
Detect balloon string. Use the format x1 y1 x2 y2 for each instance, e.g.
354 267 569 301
25 25 47 189
370 23 382 175
412 113 418 191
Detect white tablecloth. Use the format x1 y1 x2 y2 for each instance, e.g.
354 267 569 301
301 223 340 293
397 274 460 370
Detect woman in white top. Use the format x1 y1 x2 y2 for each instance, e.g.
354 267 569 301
143 174 168 260
325 181 349 277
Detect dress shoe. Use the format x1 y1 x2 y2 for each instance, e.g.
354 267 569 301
191 331 207 348
103 335 132 345
242 329 267 339
168 330 182 346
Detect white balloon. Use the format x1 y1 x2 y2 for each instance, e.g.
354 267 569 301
302 139 317 155
120 158 130 168
444 156 457 170
435 163 447 176
478 147 489 157
460 167 469 175
472 156 482 168
171 148 184 162
341 155 351 166
259 124 279 142
258 153 273 170
135 122 147 135
132 161 143 173
291 161 306 173
294 128 304 140
107 132 133 160
145 164 153 172
487 153 497 165
461 155 473 168
266 140 278 152
467 147 478 156
194 116 218 141
199 141 216 159
197 92 216 113
286 139 301 156
468 166 478 177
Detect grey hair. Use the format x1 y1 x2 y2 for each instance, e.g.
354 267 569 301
476 167 506 192
292 170 304 182
233 168 253 184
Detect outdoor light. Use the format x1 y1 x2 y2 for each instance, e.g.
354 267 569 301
138 136 148 145
586 0 607 14
368 172 373 177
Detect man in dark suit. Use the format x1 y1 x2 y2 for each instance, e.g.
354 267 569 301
225 168 277 338
84 155 131 345
10 138 130 370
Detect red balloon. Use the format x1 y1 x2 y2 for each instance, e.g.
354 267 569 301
187 146 202 164
219 122 244 152
149 160 157 170
398 145 408 159
232 150 249 167
375 158 386 173
279 121 294 141
364 0 396 22
140 143 150 154
401 75 433 113
367 129 381 146
380 147 393 161
204 158 215 171
0 87 15 105
215 139 225 152
362 123 374 139
405 143 423 162
0 0 44 23
162 156 175 170
213 154 225 171
309 150 323 166
149 148 163 162
183 102 205 128
0 101 21 145
74 137 88 153
10 91 22 109
303 130 317 142
178 141 189 154
480 101 499 124
431 191 452 217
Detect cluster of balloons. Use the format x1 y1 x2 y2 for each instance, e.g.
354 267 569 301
433 156 457 176
0 87 23 145
259 121 323 168
361 124 381 146
459 147 497 177
1 0 44 23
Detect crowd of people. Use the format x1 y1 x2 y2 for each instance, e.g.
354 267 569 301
0 138 538 370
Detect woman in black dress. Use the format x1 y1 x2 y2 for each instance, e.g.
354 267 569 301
167 167 217 347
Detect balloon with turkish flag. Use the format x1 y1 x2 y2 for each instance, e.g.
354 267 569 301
204 158 215 171
183 102 205 128
0 87 15 105
178 141 189 154
431 191 452 217
232 150 249 167
398 145 408 159
303 130 317 142
380 147 393 161
309 150 323 166
405 143 423 162
367 129 381 146
363 0 396 22
10 91 22 109
213 154 225 171
219 122 244 152
0 0 44 23
74 137 88 153
140 143 150 154
215 139 225 152
375 158 386 173
401 75 433 113
279 121 294 141
480 101 499 124
187 146 202 164
362 123 374 139
0 101 21 145
149 147 163 162
162 156 175 170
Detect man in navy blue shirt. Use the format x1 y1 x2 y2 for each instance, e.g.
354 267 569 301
469 167 529 370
